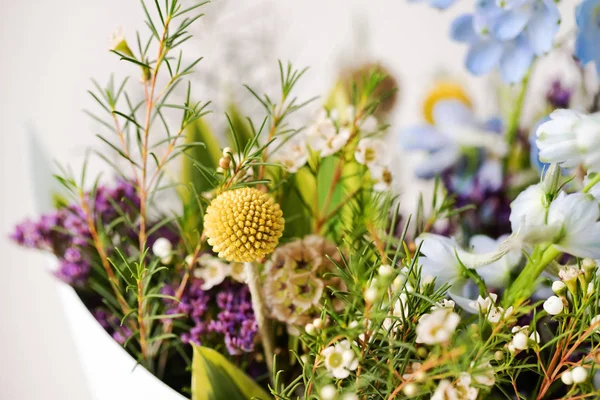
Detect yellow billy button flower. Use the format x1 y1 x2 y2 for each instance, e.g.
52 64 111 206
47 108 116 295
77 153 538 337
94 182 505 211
204 187 284 262
423 80 472 124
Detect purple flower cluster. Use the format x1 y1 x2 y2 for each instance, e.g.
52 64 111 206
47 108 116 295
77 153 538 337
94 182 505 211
163 278 257 355
10 179 140 286
93 308 133 345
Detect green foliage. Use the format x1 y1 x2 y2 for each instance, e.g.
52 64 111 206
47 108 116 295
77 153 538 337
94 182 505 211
192 346 271 400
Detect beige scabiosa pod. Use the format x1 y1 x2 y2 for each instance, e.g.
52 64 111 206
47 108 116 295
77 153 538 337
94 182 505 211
204 187 285 262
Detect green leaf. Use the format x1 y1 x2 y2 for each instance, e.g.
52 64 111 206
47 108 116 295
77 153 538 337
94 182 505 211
179 118 221 244
226 102 253 152
191 345 271 400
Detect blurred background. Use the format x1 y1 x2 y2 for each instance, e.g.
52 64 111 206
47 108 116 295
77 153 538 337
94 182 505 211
0 0 579 398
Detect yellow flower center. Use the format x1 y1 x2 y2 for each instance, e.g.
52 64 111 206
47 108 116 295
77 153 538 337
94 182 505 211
423 81 472 124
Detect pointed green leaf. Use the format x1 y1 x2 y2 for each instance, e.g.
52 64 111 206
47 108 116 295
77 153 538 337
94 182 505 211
226 103 253 152
191 345 271 400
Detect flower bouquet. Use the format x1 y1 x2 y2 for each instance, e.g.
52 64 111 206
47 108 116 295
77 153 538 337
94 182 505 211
11 0 600 399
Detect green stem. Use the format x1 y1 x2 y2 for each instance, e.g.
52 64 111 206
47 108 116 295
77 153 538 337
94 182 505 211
503 245 561 307
583 173 600 193
504 72 531 173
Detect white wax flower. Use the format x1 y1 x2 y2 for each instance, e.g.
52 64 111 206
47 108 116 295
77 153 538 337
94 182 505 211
431 380 458 400
415 308 460 345
355 138 388 167
456 373 479 400
378 264 394 277
561 370 574 385
552 281 566 294
472 361 496 387
571 366 588 384
543 295 564 315
319 384 337 400
369 164 393 192
152 237 173 264
536 109 600 172
308 109 351 157
321 340 358 379
194 255 231 290
511 332 529 351
271 140 308 173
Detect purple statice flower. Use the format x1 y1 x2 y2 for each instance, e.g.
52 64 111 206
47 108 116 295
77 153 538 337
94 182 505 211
10 178 143 286
546 80 572 109
163 277 257 355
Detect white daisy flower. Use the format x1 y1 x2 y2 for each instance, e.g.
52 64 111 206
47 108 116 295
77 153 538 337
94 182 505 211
415 308 460 345
321 340 359 379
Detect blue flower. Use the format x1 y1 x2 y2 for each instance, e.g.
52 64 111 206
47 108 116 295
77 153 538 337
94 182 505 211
451 0 560 82
401 99 507 191
409 0 456 10
575 0 600 77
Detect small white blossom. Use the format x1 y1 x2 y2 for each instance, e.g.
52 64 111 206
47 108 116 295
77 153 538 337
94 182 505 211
342 394 359 400
456 373 479 400
543 295 564 315
559 265 580 282
229 262 246 283
313 318 324 329
319 384 337 400
109 26 126 50
305 323 316 336
378 264 394 277
529 331 541 344
383 293 409 333
194 255 230 290
271 140 308 173
308 110 351 157
152 237 173 264
472 361 496 387
355 138 388 167
370 164 393 192
536 109 600 172
431 299 456 311
364 286 379 303
510 332 529 351
561 370 574 385
348 320 360 329
572 366 588 384
552 280 566 294
469 294 498 313
403 383 419 396
416 309 460 345
322 340 359 379
431 380 458 400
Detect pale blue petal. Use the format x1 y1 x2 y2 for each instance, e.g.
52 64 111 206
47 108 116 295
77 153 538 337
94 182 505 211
478 159 503 191
430 0 455 9
401 126 450 151
483 117 503 133
526 0 560 55
415 146 460 178
499 36 534 83
466 40 504 76
492 9 532 40
451 14 477 43
432 100 475 126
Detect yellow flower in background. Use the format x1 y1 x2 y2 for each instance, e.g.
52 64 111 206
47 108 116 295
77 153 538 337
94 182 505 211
204 187 284 262
423 81 472 124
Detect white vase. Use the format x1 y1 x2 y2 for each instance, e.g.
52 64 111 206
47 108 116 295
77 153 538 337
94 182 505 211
55 278 187 400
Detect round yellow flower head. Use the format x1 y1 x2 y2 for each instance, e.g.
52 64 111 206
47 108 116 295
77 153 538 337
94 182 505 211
423 81 472 124
204 187 285 262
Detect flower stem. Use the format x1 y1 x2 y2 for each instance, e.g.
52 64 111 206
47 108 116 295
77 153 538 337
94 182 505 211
504 72 531 174
244 262 274 375
583 174 600 193
503 245 561 307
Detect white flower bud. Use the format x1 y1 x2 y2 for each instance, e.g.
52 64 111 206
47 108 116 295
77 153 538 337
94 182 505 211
421 274 435 286
152 237 173 264
185 254 195 266
529 331 540 343
313 318 323 329
305 323 316 336
403 383 418 396
222 147 233 156
512 332 529 350
541 163 561 200
552 281 566 294
342 394 359 400
561 370 573 385
378 264 394 277
543 296 564 315
494 350 504 361
571 366 588 384
320 384 337 400
348 320 359 329
365 287 379 303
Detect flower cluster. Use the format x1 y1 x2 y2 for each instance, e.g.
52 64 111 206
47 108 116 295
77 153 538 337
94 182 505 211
262 235 346 334
10 179 140 285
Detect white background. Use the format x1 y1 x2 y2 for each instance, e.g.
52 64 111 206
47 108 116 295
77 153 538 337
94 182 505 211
0 0 579 398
